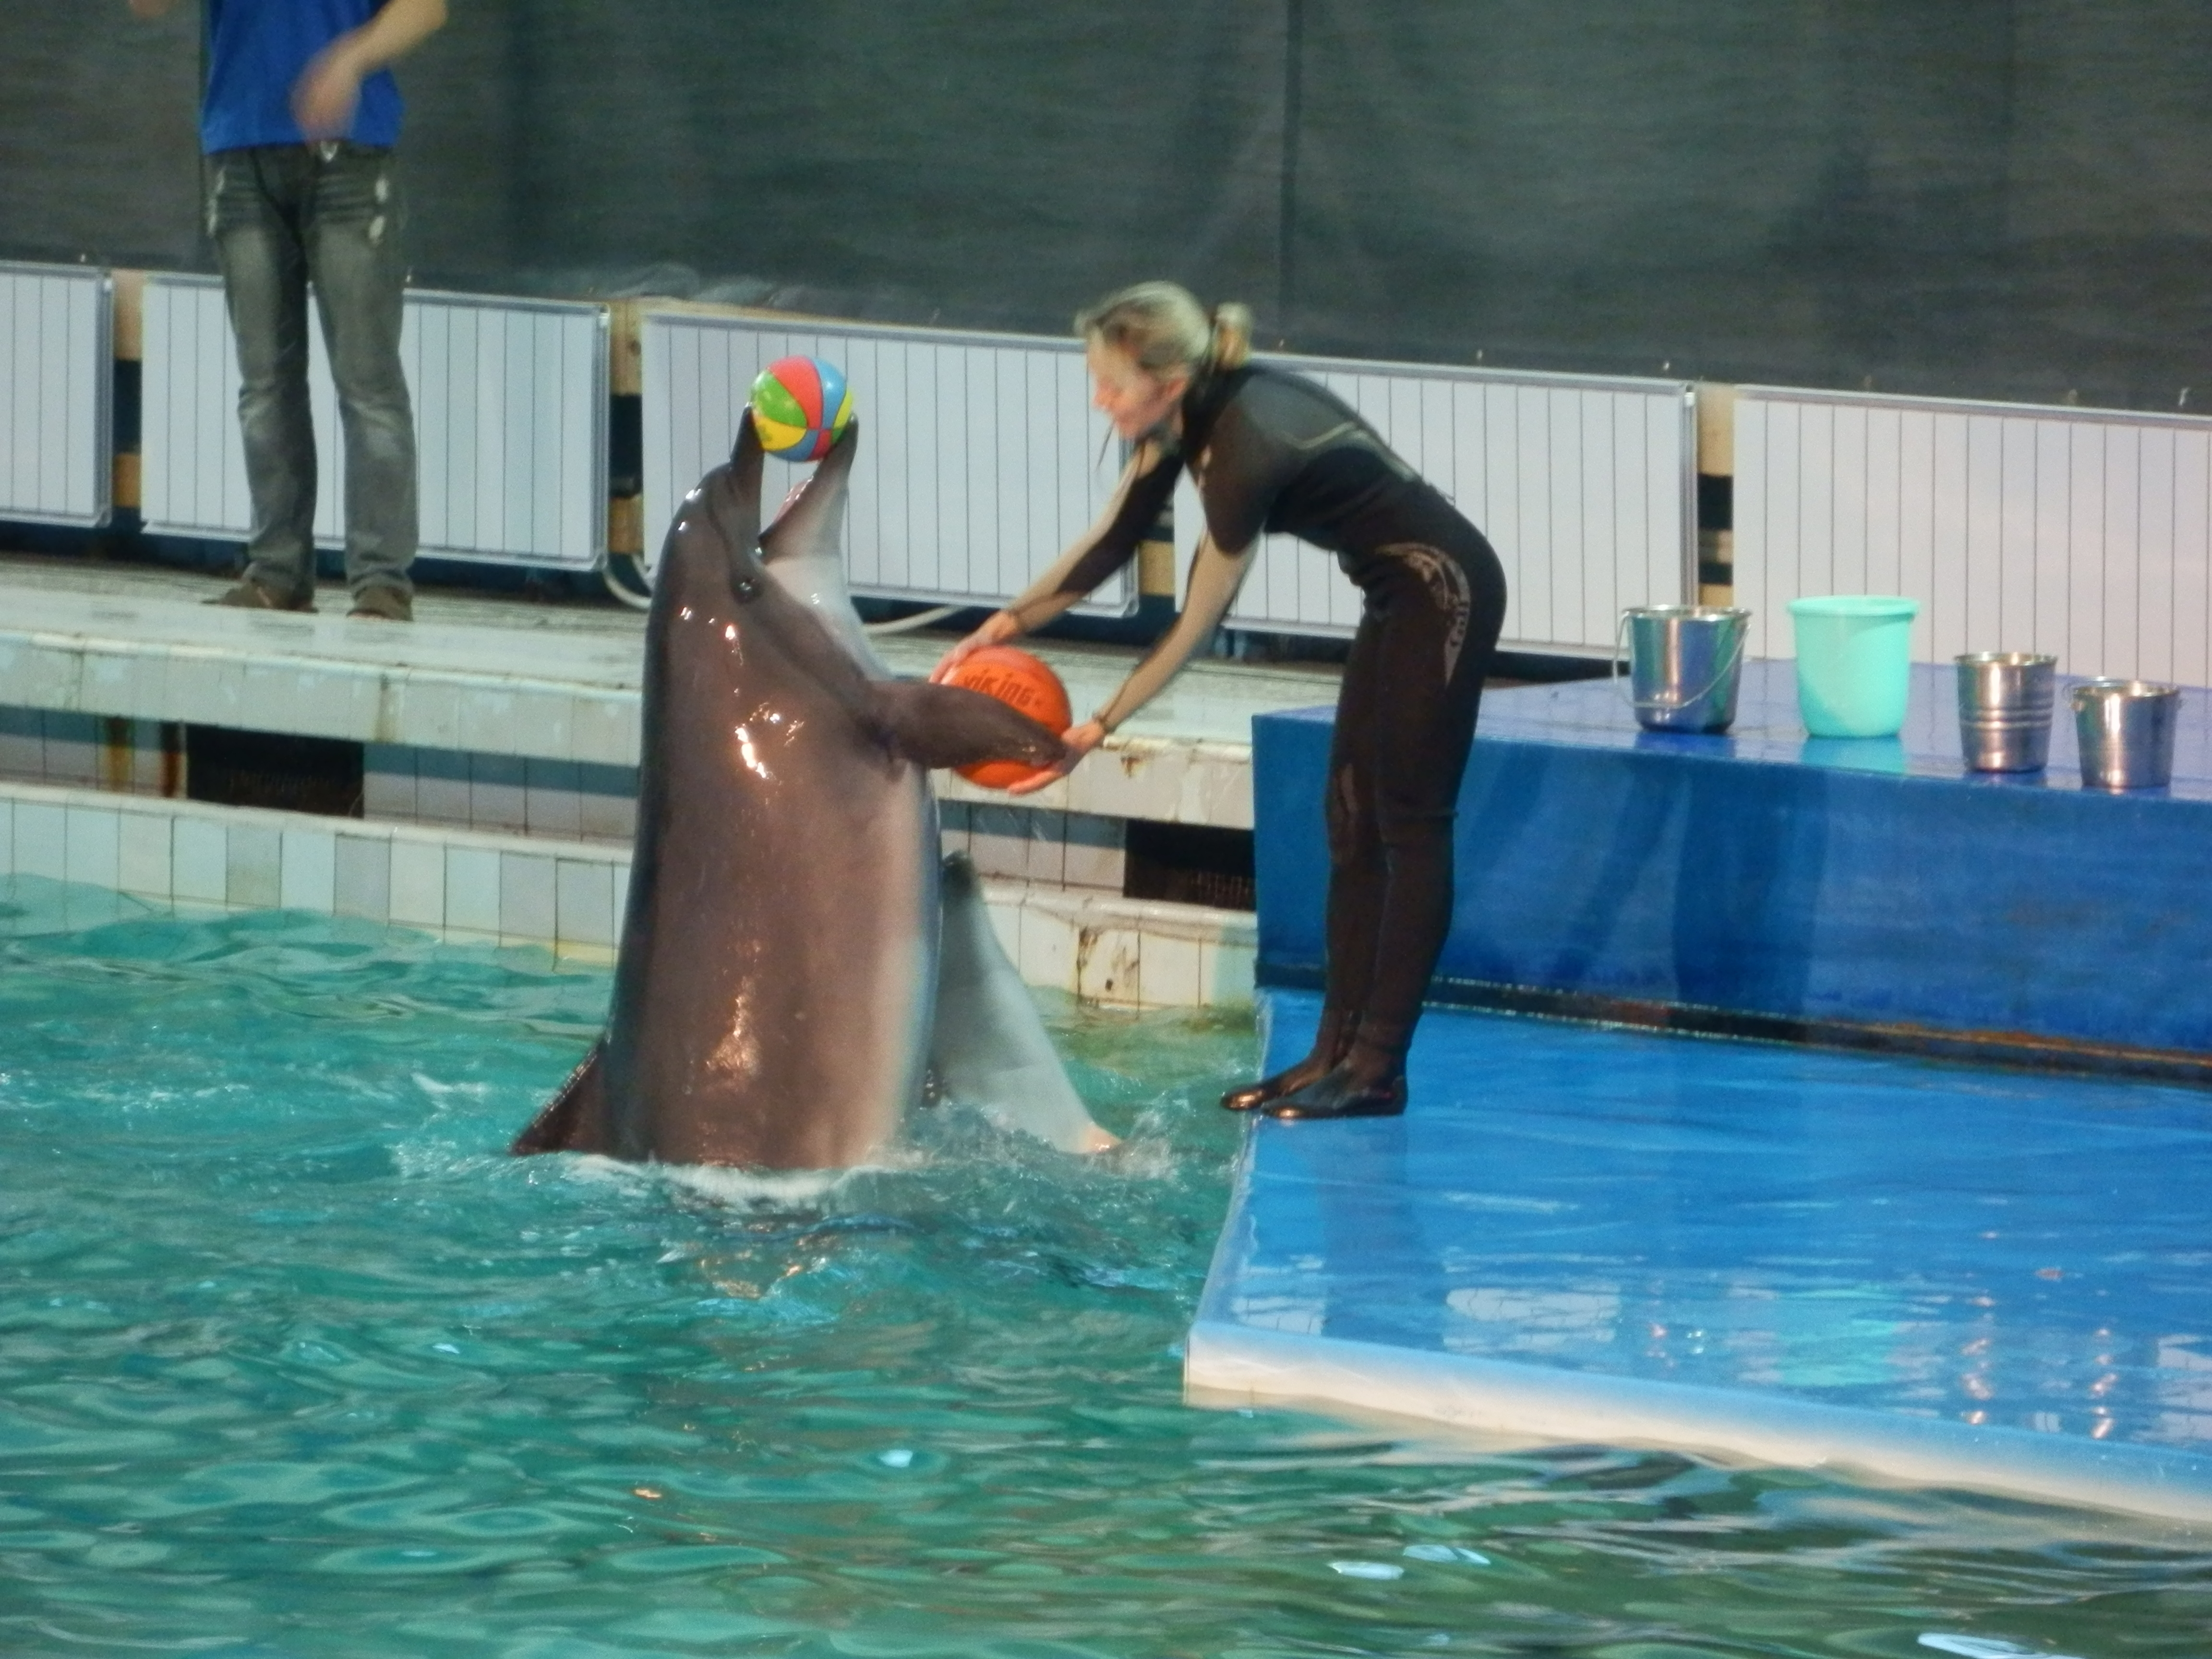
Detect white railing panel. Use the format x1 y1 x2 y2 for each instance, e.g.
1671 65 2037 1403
0 262 112 528
640 313 1132 613
1735 385 2212 681
142 275 605 569
1174 356 1696 654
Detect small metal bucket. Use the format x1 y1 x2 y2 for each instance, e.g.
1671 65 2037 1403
1955 652 2056 772
1615 606 1750 733
2070 679 2182 790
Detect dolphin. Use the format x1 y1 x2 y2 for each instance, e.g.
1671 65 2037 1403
514 413 1112 1167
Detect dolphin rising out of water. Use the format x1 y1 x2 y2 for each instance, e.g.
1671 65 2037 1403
513 413 1114 1168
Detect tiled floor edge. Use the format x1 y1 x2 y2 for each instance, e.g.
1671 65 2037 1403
0 628 642 768
0 781 1253 1008
977 877 1256 1009
1181 1321 2212 1525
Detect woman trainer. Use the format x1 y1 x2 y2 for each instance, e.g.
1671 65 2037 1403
933 283 1507 1120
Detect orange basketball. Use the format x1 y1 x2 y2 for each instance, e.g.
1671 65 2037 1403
948 646 1072 789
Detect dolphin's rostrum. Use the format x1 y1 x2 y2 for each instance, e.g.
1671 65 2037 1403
514 413 1098 1168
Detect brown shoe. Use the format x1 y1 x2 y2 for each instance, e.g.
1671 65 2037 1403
1263 1068 1407 1120
348 586 413 622
207 578 315 613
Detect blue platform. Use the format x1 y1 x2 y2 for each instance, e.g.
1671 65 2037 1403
1188 990 2212 1520
1252 660 2212 1070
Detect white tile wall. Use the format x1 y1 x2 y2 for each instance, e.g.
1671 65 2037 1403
389 838 446 929
554 857 616 950
119 810 171 896
444 846 502 937
0 707 40 777
470 753 529 833
173 817 227 904
0 261 112 528
334 832 391 920
499 851 557 943
1736 386 2212 679
641 312 1133 614
227 825 282 909
63 804 120 890
15 801 66 880
0 781 1252 1002
141 276 607 568
1017 902 1079 994
1177 354 1697 654
280 829 337 913
1077 924 1144 1005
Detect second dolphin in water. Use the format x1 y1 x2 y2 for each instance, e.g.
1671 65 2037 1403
514 413 1114 1168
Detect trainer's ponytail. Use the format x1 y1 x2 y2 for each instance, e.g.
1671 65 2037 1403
1209 303 1252 373
1077 282 1256 381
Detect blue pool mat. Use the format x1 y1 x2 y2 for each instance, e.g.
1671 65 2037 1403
1252 661 2212 1058
1188 989 2212 1520
1477 659 2212 792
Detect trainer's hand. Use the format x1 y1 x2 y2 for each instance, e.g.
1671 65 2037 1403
293 42 365 139
1007 720 1105 795
928 611 1021 685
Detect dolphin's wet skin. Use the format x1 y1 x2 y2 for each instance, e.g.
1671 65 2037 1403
513 416 1105 1170
4 884 2209 1656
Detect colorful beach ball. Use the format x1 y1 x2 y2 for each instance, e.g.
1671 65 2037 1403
749 355 854 460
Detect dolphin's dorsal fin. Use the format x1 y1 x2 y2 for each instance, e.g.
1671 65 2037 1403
929 853 1117 1154
512 1041 612 1155
759 424 885 673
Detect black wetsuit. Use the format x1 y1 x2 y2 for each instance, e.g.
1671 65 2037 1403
1006 364 1509 1063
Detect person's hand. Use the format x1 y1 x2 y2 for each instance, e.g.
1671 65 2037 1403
928 611 1020 685
1006 720 1106 795
292 41 365 139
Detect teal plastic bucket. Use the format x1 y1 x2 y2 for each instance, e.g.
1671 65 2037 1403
1787 595 1920 737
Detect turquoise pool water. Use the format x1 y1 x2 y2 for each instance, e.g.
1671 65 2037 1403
0 875 2206 1658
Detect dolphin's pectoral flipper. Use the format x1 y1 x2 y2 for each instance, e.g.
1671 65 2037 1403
867 681 1070 772
512 1042 613 1156
929 852 1118 1154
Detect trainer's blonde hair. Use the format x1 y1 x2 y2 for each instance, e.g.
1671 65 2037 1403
1076 282 1252 381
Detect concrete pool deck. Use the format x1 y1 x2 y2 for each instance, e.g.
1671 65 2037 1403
0 554 1334 828
0 554 1341 1004
1189 988 2212 1521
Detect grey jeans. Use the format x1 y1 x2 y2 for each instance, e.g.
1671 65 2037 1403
206 143 417 602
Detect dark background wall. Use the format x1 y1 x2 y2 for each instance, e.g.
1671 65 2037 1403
7 1 2207 411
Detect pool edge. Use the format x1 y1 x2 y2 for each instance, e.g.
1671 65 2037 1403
1183 1319 2212 1525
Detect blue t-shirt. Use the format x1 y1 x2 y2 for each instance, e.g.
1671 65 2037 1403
201 0 405 153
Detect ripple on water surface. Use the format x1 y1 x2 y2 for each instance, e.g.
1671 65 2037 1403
0 875 2206 1657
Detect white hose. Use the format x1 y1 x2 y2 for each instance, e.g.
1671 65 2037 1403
602 553 956 636
861 604 963 636
601 555 653 612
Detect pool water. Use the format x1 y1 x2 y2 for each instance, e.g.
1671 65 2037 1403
0 875 2207 1658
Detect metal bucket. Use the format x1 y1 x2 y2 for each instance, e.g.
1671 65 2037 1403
1615 606 1750 733
1955 652 2056 772
2070 679 2181 790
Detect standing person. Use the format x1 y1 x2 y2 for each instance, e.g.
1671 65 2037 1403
933 282 1508 1121
129 0 447 621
